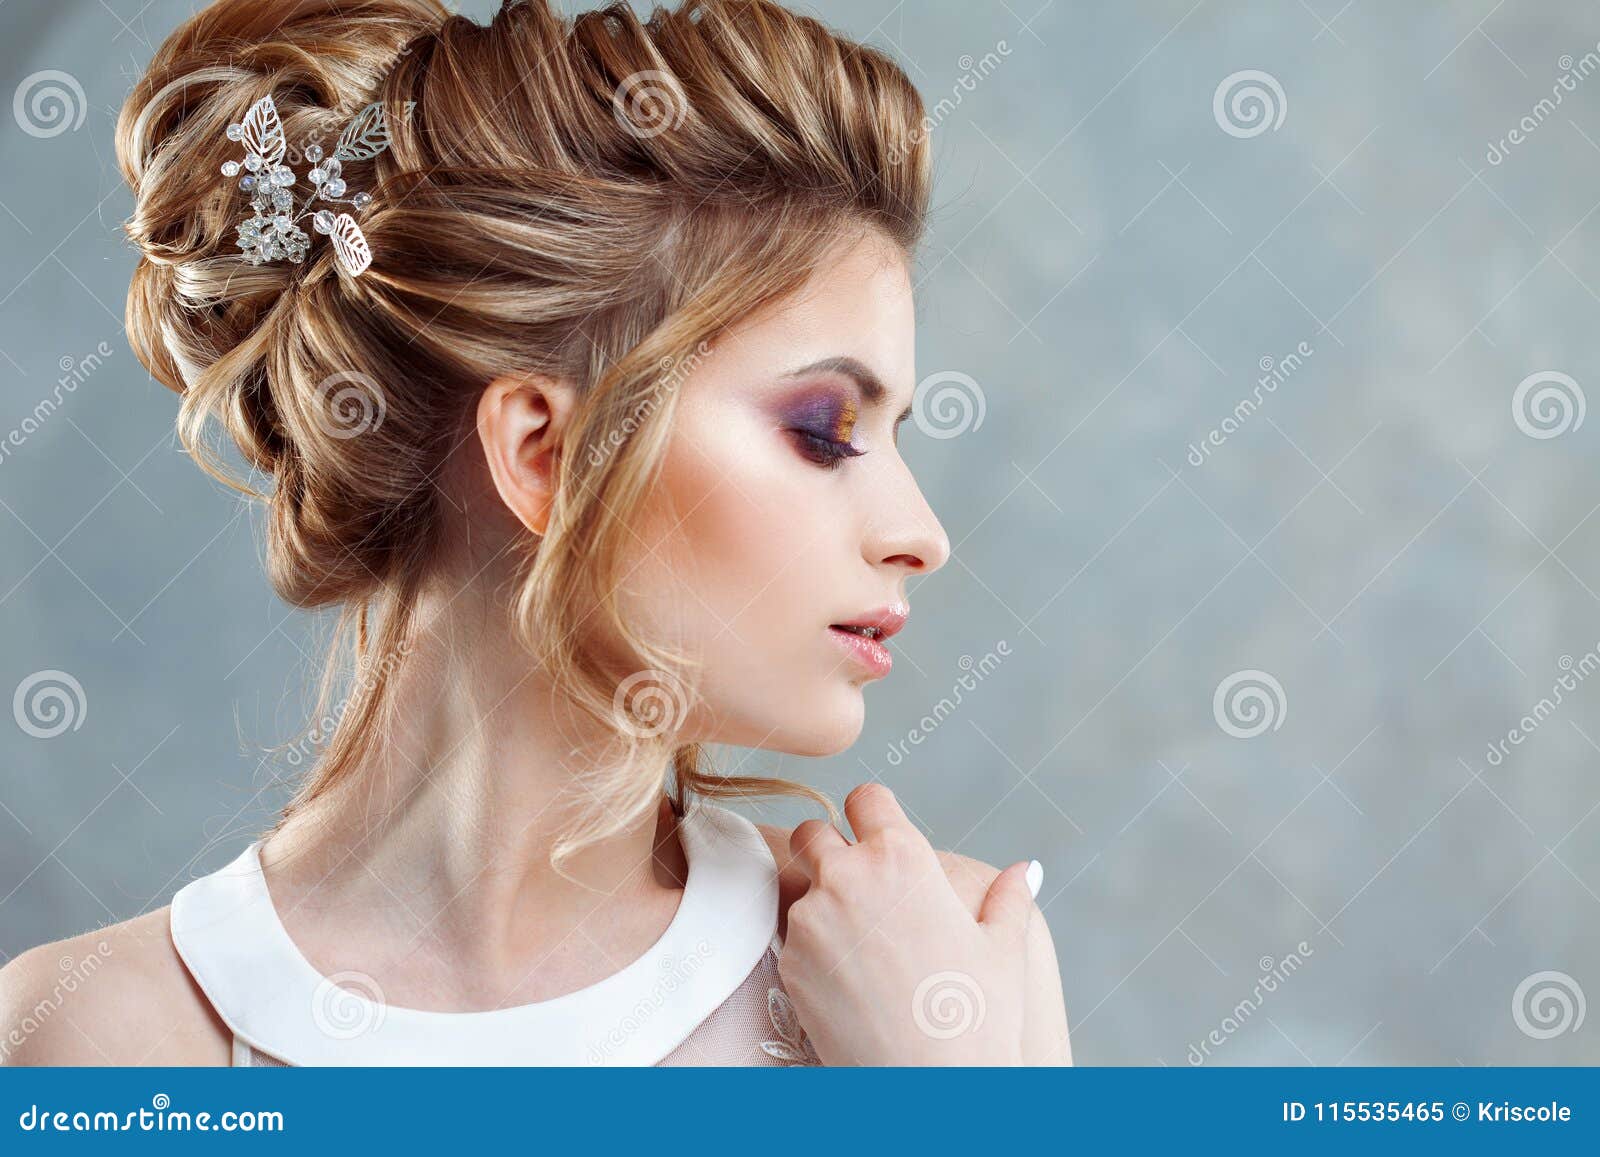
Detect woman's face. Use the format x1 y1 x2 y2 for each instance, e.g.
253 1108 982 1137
621 231 950 756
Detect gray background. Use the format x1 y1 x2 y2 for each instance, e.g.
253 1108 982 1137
2 0 1597 1066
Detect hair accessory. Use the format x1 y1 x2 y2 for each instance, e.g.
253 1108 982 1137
221 95 404 276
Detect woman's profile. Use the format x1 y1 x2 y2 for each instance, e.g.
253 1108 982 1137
0 0 1070 1066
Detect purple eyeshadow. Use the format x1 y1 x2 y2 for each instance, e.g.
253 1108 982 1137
779 388 857 441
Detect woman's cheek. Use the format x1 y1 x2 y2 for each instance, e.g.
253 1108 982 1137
661 414 824 597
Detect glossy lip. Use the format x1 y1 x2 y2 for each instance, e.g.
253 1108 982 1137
828 625 893 677
827 603 908 680
827 604 909 640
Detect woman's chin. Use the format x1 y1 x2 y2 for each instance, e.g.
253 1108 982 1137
783 691 867 757
717 690 864 757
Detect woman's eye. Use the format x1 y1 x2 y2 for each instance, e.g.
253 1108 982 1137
791 429 866 470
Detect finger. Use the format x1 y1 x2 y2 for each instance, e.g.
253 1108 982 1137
977 860 1038 934
842 782 912 844
790 818 849 880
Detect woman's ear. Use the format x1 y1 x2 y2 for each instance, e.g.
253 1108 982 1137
476 373 578 537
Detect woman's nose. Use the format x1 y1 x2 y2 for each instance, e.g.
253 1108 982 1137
869 468 950 575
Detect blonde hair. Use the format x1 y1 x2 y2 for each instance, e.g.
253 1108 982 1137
116 0 932 862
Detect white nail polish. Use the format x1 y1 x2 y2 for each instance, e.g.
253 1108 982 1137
1025 859 1043 899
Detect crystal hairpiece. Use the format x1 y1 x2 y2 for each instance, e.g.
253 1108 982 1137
220 95 405 276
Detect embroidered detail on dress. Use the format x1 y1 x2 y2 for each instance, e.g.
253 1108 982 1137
759 986 821 1065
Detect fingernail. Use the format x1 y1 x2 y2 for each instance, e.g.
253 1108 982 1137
1025 859 1044 899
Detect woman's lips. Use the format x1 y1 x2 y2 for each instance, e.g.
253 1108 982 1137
828 624 893 678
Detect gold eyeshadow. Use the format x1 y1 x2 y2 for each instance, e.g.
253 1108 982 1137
777 386 867 470
781 388 858 443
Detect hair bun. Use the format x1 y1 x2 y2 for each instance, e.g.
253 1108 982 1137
117 0 443 393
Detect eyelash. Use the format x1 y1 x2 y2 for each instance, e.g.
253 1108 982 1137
791 430 867 471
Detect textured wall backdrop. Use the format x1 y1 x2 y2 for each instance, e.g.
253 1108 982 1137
1 0 1597 1066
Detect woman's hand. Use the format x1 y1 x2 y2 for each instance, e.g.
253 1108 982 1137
775 782 1059 1065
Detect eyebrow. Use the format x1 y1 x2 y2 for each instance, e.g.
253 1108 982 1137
780 356 915 429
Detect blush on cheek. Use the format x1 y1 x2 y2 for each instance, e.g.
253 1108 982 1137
662 431 813 594
618 406 817 653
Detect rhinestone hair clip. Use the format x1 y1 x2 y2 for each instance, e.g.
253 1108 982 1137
220 95 402 276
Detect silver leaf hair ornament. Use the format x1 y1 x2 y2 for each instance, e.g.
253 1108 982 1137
221 95 408 277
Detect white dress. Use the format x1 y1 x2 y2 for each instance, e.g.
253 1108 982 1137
167 802 821 1066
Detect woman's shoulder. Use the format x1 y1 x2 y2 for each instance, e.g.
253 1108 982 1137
753 821 1008 931
0 909 230 1066
754 819 1072 1064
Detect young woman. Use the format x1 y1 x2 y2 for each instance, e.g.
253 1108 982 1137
0 0 1070 1066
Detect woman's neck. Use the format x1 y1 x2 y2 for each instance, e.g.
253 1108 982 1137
257 582 689 1011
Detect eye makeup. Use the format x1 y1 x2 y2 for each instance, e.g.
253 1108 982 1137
770 356 916 471
779 387 867 470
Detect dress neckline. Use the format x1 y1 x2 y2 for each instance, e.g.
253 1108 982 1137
169 801 778 1065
